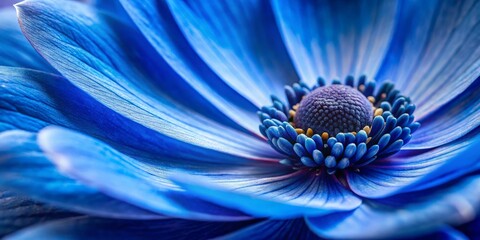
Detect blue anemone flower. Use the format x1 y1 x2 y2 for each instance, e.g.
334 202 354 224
1 0 480 239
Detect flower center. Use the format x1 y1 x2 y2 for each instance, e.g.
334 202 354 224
258 76 420 174
294 85 372 136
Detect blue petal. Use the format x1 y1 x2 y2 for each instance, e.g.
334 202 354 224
38 126 273 220
407 227 468 240
0 130 164 220
118 0 261 134
165 0 298 106
0 190 76 237
170 170 361 219
347 133 480 198
7 217 257 240
307 176 480 239
376 0 480 118
0 8 52 71
0 66 277 164
15 0 278 160
217 219 322 240
272 0 398 84
405 79 480 149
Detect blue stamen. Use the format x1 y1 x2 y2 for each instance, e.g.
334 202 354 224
258 76 420 174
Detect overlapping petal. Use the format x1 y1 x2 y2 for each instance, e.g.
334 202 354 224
0 130 164 219
272 0 397 84
118 0 261 134
166 0 298 106
171 170 361 219
405 78 480 149
377 0 480 119
37 126 282 220
15 0 278 161
347 132 480 198
0 190 76 237
0 8 52 71
6 217 256 240
307 176 480 239
216 219 321 240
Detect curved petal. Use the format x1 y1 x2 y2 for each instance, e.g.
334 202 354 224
376 0 480 119
6 217 256 240
272 0 398 84
38 126 279 220
0 8 52 71
0 66 275 164
0 190 76 237
307 175 480 239
166 0 298 106
216 219 322 240
0 130 164 219
15 0 278 160
118 0 260 135
347 132 480 198
170 170 361 219
405 78 480 149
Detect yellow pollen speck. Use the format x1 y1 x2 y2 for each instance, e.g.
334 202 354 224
368 96 375 103
359 85 365 91
381 93 387 99
374 108 383 116
363 126 371 135
366 137 372 143
292 104 299 110
321 132 329 140
306 128 314 137
351 132 357 136
295 128 304 134
289 110 296 118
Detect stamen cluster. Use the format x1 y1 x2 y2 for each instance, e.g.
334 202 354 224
258 76 420 174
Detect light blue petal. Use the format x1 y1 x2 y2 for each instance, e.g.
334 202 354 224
0 130 164 219
272 0 398 84
15 0 279 160
7 217 256 240
165 0 298 106
119 0 261 134
405 79 480 149
377 0 480 119
0 190 76 237
38 126 274 220
0 8 52 71
216 219 322 240
170 170 361 219
347 133 480 198
307 176 480 239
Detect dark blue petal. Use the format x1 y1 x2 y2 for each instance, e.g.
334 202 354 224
0 130 164 219
38 126 274 220
0 190 76 237
165 0 298 106
15 0 277 160
118 0 261 134
405 79 480 149
7 217 256 240
217 219 322 240
272 0 398 84
456 215 480 239
170 170 361 219
376 0 480 118
0 8 52 71
406 226 468 240
307 176 480 239
347 133 480 198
